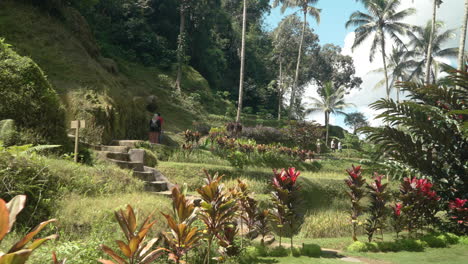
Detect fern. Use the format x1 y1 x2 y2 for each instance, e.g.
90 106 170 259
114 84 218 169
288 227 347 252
0 119 18 146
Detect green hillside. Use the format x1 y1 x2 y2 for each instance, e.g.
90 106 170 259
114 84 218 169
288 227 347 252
0 0 218 144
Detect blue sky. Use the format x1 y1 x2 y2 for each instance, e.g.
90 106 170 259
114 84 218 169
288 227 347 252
264 1 365 47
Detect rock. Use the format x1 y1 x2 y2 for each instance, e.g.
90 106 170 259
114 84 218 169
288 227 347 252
264 235 275 245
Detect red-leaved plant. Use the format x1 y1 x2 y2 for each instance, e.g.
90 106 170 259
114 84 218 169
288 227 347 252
364 173 389 242
270 168 301 251
391 203 405 239
344 165 366 241
448 198 468 234
400 177 440 236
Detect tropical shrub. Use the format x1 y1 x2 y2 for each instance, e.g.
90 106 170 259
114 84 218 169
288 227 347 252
361 70 467 201
268 246 288 257
399 177 440 235
346 241 368 252
254 209 271 246
241 126 284 145
0 195 57 264
162 186 201 264
270 168 302 250
364 173 389 242
420 234 448 248
448 198 468 234
0 119 18 147
390 203 404 238
196 170 238 264
98 205 167 264
344 165 366 241
0 39 67 145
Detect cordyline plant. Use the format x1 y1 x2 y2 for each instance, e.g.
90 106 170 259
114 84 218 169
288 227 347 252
364 173 389 242
270 167 301 251
99 205 167 264
52 252 66 264
255 209 271 246
448 198 468 235
400 177 440 236
344 165 366 241
391 203 404 239
0 195 57 264
162 186 201 264
196 170 238 264
235 180 258 238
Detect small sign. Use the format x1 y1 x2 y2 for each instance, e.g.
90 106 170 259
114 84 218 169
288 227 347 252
71 120 86 129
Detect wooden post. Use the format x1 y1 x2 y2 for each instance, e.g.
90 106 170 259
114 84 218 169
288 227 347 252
71 120 85 163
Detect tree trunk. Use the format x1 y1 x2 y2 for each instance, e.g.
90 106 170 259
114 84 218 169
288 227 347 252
325 111 329 146
458 0 468 73
236 0 247 123
175 2 186 93
425 0 437 85
380 30 390 100
278 58 283 121
288 10 307 120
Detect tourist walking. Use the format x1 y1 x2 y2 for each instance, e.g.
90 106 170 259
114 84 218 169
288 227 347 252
338 141 342 152
316 139 321 154
157 113 164 144
149 114 161 144
330 139 336 152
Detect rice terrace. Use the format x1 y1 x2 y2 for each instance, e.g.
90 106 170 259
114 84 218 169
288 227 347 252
0 0 467 263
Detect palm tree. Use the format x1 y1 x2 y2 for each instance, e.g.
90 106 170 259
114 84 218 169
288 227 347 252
424 0 443 85
406 21 458 83
458 0 468 73
371 46 415 102
175 0 190 93
273 0 321 120
346 0 416 100
236 0 248 123
306 82 354 145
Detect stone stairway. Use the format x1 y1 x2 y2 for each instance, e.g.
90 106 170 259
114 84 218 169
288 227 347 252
95 140 174 193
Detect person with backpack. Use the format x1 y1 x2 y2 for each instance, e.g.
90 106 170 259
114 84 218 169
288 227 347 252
149 114 161 143
157 113 164 144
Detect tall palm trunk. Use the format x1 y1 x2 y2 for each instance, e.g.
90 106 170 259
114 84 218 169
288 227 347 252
289 10 307 120
325 111 329 146
236 0 247 123
425 0 437 85
458 0 468 73
278 58 283 121
175 2 186 93
380 30 390 100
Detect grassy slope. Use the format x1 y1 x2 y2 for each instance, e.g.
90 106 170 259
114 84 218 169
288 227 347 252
0 0 216 142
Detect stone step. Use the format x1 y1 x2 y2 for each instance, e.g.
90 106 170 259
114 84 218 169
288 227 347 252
111 140 144 148
108 159 144 171
133 171 155 182
100 145 129 153
144 181 168 192
107 152 130 161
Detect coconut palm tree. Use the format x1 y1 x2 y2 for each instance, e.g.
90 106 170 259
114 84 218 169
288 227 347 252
306 82 354 145
406 21 458 83
175 0 190 93
273 0 321 120
236 0 248 122
346 0 416 100
458 0 468 72
424 0 443 85
371 46 416 102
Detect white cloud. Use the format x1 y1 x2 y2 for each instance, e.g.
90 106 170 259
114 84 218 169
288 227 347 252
304 0 466 131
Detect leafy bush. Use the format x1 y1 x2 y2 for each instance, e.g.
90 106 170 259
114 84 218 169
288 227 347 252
346 241 368 252
441 233 460 244
459 236 468 245
0 39 66 145
377 241 400 252
291 246 301 257
0 119 18 147
421 234 448 248
241 126 284 145
301 243 321 257
366 242 379 252
143 149 158 167
268 246 288 257
396 239 427 252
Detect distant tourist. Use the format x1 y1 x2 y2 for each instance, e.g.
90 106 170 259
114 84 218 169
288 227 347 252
338 141 342 152
157 113 164 143
316 139 321 154
330 139 336 152
149 114 161 144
